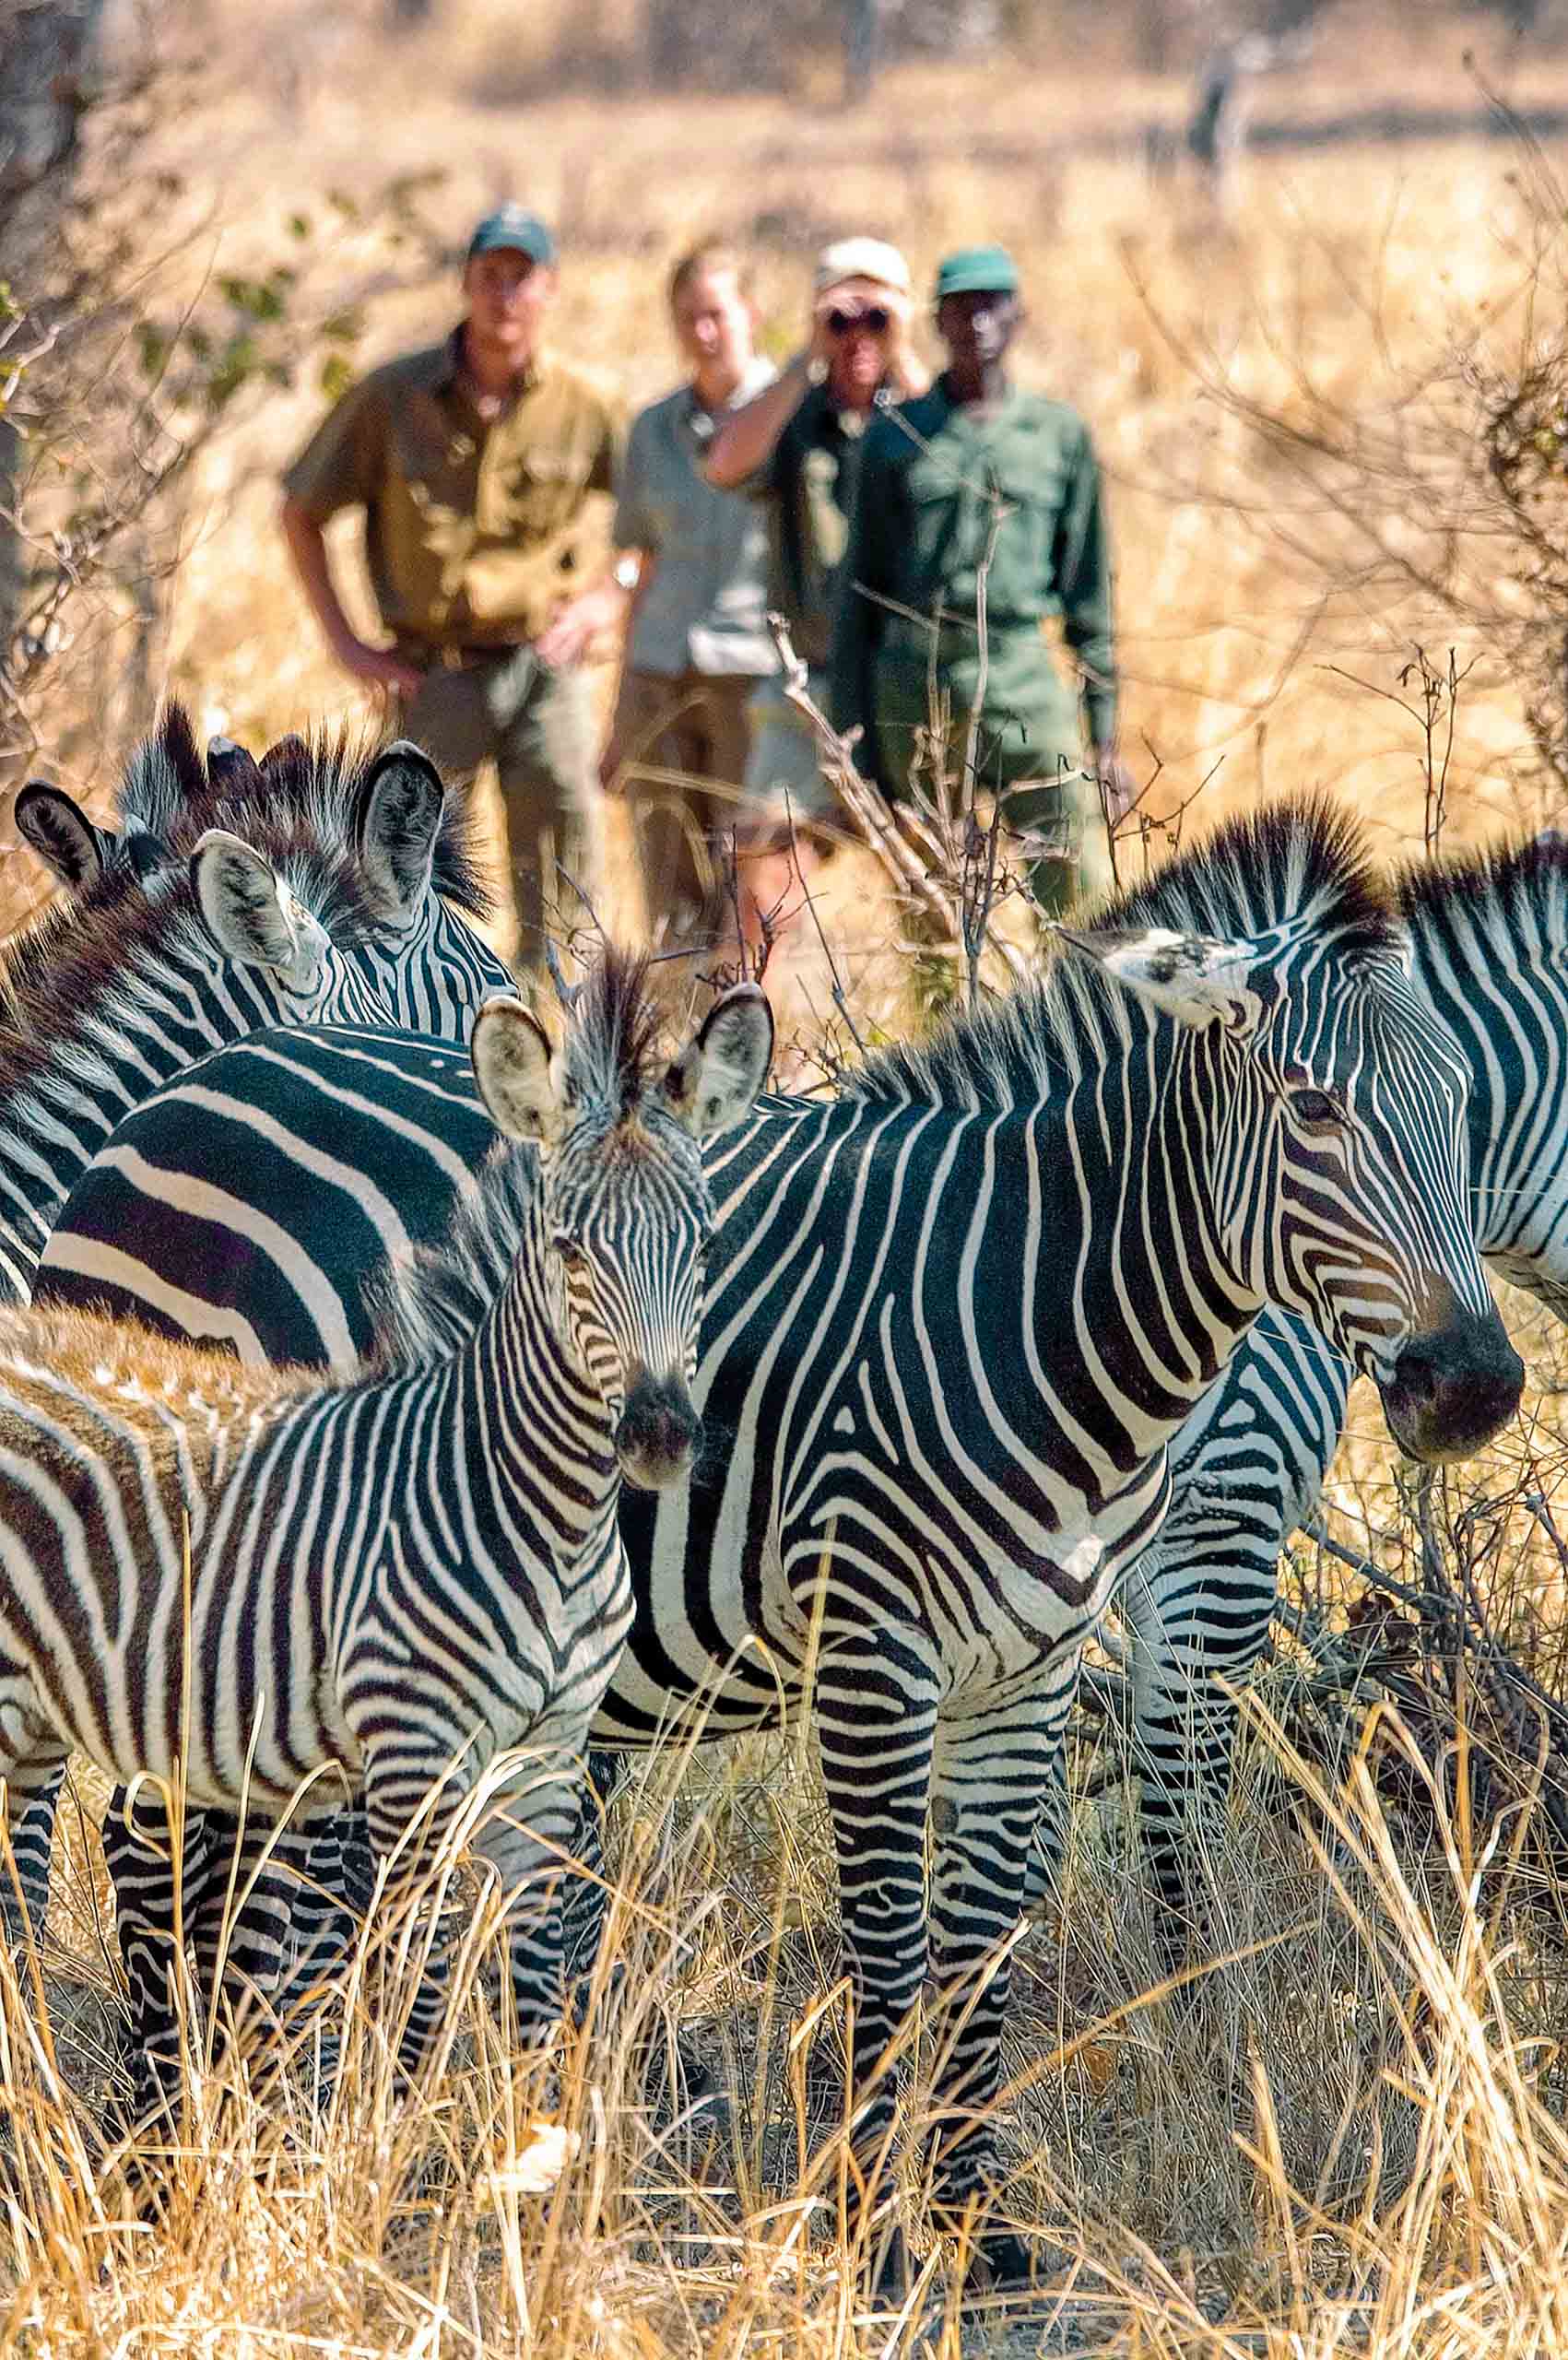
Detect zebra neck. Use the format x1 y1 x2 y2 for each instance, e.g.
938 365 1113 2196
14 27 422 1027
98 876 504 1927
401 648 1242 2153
1022 1034 1267 1468
451 1238 621 1571
1410 916 1556 1264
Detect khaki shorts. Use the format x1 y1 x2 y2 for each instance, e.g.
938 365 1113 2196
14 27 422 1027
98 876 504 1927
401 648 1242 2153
742 671 843 835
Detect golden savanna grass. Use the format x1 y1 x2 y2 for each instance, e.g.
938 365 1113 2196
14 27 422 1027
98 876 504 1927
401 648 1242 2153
9 5 1568 2350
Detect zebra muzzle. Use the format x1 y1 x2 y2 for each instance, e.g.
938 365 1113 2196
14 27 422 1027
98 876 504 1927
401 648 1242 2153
614 1370 702 1489
1380 1306 1525 1464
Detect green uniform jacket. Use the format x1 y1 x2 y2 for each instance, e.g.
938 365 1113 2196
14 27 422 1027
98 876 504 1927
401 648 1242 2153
830 379 1117 794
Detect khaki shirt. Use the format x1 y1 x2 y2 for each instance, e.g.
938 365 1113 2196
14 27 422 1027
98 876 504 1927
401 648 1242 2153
282 330 622 649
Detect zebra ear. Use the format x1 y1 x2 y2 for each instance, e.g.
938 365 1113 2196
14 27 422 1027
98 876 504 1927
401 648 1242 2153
471 997 565 1146
662 983 774 1139
206 736 265 793
13 784 118 892
353 743 444 925
190 829 328 983
1055 924 1267 1035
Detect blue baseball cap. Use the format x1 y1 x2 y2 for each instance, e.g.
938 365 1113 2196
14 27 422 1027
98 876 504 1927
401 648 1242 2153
466 205 556 267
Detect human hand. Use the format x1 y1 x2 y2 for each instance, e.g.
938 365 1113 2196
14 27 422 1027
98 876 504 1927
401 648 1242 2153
597 736 628 796
536 584 624 669
879 289 926 397
1093 748 1138 826
338 641 421 700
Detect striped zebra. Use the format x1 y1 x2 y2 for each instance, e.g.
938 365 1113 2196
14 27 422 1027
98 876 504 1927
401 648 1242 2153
0 953 772 2127
35 801 1525 2288
0 708 513 1940
1070 825 1568 1948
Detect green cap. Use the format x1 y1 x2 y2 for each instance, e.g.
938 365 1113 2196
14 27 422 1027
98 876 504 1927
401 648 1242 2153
466 205 556 266
934 243 1020 301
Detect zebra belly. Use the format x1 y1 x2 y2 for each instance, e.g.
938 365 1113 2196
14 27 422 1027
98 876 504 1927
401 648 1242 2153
598 1401 1175 1744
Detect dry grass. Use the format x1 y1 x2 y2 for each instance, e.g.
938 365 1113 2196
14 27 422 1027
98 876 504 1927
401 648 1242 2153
8 5 1568 2350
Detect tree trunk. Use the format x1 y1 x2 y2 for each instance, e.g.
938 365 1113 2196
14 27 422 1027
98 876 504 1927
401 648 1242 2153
0 1 107 766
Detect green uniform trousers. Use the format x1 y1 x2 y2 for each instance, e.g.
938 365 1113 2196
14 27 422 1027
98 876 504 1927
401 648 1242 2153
872 625 1114 919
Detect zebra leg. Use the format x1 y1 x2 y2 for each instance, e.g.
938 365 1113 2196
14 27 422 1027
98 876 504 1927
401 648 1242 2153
1121 1531 1281 1961
924 1662 1080 2291
467 1756 587 2047
816 1639 941 2295
187 1813 323 2091
104 1786 220 2117
3 1772 63 1947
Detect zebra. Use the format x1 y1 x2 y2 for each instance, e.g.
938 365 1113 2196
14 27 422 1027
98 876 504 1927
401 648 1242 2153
33 798 1526 2289
1064 825 1568 1951
0 952 772 2130
0 707 514 1941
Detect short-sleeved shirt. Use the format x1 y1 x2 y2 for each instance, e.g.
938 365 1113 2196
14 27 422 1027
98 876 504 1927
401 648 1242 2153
615 359 776 679
747 381 879 671
282 329 622 649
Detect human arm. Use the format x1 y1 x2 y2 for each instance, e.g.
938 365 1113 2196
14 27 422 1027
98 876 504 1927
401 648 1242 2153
534 395 631 668
596 553 659 792
279 498 421 698
1053 419 1119 769
703 350 819 490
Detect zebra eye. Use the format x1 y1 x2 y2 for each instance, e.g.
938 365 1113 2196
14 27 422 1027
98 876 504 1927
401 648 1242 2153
1288 1087 1342 1129
554 1235 588 1272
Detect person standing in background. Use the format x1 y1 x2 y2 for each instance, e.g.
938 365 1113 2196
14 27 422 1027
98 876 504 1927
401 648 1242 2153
704 237 927 928
598 244 777 948
831 243 1133 921
279 205 624 968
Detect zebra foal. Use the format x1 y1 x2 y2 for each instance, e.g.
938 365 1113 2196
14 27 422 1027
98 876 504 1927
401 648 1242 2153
0 951 772 2118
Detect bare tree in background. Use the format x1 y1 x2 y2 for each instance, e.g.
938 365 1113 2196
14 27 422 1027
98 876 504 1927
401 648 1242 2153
0 1 108 701
0 5 450 803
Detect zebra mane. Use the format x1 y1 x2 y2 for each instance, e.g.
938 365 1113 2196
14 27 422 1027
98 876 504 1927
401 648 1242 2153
1399 827 1568 964
112 703 493 924
556 944 662 1124
369 1139 537 1369
849 795 1402 1113
369 945 664 1366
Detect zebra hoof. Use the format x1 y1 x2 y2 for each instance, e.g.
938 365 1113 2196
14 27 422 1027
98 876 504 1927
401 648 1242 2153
961 2225 1062 2298
864 2218 914 2303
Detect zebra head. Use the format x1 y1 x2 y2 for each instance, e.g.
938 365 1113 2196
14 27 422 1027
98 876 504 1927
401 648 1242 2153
187 830 388 1027
106 709 513 1039
469 957 773 1488
1059 803 1524 1464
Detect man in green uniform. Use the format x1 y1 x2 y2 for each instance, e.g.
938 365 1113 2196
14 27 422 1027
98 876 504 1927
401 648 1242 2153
280 205 624 964
831 243 1129 918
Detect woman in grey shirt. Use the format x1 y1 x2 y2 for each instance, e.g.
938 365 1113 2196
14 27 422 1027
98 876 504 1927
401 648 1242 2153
600 243 777 948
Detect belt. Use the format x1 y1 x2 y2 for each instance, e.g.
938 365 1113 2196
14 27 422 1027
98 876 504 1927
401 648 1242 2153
402 641 527 673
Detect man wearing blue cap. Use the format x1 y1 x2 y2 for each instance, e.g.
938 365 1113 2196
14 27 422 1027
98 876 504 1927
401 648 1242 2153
280 205 624 964
831 242 1130 920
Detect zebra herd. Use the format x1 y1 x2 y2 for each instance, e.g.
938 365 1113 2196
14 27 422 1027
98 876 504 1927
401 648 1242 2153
0 705 1550 2295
